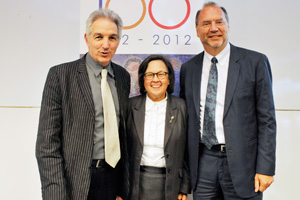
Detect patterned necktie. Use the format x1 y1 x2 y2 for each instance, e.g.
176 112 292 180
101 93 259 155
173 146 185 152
101 69 120 168
202 57 218 149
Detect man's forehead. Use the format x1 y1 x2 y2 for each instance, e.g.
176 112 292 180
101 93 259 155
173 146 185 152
199 7 225 21
90 23 119 35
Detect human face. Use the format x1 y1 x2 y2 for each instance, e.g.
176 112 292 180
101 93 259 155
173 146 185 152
85 17 120 67
144 60 170 102
196 6 230 55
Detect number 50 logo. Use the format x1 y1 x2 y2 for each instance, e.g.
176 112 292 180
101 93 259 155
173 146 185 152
104 0 191 30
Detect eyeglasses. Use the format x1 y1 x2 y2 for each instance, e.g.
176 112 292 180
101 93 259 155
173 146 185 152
144 71 169 80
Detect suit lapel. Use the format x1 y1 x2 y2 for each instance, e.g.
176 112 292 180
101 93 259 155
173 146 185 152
224 44 241 117
133 95 146 146
77 55 95 117
164 94 177 147
112 63 125 109
192 53 204 120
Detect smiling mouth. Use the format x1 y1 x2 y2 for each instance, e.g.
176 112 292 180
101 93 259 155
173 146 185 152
209 35 221 39
151 85 161 88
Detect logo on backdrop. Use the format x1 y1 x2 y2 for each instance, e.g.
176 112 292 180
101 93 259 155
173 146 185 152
104 0 191 30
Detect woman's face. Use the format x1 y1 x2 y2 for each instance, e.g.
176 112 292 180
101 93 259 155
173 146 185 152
144 60 169 102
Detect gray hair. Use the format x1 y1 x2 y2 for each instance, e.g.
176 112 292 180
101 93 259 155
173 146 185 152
86 9 123 38
195 1 229 26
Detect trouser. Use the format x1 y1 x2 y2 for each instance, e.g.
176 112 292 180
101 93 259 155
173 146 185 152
193 144 262 200
87 159 118 200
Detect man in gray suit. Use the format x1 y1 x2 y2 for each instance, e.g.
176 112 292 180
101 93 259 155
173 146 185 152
36 9 130 200
180 2 276 199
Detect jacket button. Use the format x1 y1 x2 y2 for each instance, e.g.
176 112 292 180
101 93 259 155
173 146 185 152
166 154 169 158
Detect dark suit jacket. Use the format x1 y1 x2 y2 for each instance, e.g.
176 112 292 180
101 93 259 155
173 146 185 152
36 54 130 200
127 94 190 199
180 44 276 198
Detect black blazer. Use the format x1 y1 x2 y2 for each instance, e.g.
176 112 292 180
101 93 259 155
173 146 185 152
180 44 276 198
36 54 130 200
127 94 190 199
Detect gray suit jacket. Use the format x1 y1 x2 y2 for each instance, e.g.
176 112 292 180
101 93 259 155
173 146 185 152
126 94 190 199
36 54 130 200
180 44 276 198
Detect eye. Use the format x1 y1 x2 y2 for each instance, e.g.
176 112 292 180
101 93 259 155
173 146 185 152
158 72 168 79
216 20 224 25
94 35 103 40
202 21 211 27
144 73 154 79
110 35 119 41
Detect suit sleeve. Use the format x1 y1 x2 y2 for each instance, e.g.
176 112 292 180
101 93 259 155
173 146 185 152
179 101 191 194
116 68 131 199
180 141 191 194
179 64 186 100
36 67 68 200
255 54 276 176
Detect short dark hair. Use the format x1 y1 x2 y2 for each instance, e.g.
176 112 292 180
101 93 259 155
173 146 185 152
195 1 229 26
138 55 175 95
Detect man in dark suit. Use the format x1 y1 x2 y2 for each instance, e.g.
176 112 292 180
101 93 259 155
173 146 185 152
180 2 276 199
36 9 130 200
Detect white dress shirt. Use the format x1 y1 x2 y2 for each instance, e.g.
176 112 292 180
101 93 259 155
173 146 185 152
141 95 167 167
200 44 230 144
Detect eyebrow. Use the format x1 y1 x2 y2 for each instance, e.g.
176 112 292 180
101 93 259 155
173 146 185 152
93 33 102 37
202 20 211 24
93 33 119 37
202 18 224 23
111 34 119 38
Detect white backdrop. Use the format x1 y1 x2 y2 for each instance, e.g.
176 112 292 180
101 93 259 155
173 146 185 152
0 0 299 199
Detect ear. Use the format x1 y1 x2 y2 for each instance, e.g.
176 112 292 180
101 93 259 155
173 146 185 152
196 26 200 38
84 33 89 45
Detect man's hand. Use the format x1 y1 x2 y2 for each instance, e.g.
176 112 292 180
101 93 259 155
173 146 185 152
254 173 274 192
178 193 187 200
116 196 123 200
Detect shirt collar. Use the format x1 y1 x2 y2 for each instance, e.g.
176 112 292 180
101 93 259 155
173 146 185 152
146 93 168 110
86 53 115 78
204 43 230 65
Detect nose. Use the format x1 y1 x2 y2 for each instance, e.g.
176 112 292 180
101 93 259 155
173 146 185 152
152 74 159 81
210 22 218 32
102 38 109 49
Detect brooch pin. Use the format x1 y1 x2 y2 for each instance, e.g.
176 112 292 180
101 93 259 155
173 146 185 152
169 116 174 123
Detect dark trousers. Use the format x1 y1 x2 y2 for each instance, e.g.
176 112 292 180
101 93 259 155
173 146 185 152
193 144 262 200
87 160 118 200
